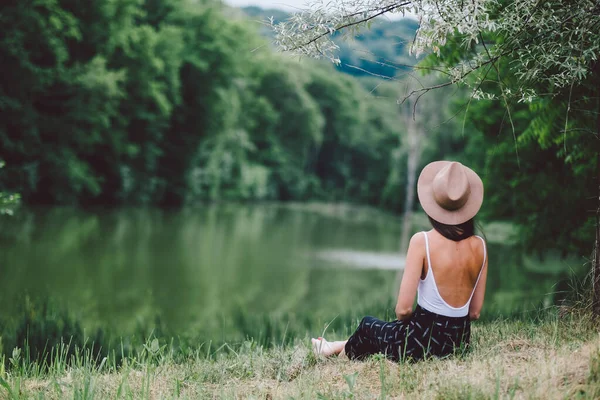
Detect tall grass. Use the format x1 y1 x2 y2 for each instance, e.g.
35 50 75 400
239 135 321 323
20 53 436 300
0 308 598 399
0 287 584 373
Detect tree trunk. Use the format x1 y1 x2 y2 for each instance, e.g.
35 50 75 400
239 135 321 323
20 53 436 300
593 73 600 317
399 104 422 254
394 99 424 297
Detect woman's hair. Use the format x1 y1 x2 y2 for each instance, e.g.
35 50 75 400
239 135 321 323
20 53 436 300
428 216 475 241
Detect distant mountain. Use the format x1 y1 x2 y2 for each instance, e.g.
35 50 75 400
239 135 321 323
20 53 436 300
241 6 419 79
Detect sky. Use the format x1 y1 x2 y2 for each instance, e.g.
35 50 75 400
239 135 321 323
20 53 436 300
223 0 414 19
224 0 313 11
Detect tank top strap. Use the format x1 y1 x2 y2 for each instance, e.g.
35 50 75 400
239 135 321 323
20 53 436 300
422 231 432 272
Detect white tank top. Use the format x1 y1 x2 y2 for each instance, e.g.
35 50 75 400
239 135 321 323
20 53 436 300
417 231 486 318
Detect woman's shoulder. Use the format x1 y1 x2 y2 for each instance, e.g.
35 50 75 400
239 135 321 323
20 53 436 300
470 234 486 247
409 231 429 244
408 231 428 251
468 235 487 259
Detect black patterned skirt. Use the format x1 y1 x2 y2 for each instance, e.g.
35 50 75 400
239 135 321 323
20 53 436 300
344 305 471 362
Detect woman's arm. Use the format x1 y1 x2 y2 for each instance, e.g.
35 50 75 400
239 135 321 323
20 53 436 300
395 233 425 320
468 241 488 320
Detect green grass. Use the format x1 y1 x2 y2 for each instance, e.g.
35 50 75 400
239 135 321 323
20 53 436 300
1 309 599 399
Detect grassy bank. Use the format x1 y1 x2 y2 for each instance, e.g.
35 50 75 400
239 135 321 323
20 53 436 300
1 311 599 399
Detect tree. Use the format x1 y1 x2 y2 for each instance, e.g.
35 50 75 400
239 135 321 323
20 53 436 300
0 161 20 216
272 0 600 313
1 0 410 209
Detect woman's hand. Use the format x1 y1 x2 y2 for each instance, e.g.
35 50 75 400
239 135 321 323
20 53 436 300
395 306 413 321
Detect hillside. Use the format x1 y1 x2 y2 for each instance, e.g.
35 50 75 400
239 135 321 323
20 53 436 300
242 6 420 79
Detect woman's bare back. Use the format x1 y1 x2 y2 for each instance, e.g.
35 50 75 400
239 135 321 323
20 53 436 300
422 229 486 308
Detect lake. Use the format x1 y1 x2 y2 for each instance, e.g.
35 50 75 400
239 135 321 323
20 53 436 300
0 204 584 348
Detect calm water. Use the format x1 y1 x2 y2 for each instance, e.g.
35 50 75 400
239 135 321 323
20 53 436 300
0 204 583 343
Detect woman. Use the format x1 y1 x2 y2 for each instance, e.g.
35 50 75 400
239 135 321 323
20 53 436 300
312 161 488 362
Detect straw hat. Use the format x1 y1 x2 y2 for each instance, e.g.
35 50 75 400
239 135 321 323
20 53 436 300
417 161 484 225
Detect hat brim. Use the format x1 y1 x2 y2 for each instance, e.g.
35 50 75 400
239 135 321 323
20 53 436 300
417 161 484 225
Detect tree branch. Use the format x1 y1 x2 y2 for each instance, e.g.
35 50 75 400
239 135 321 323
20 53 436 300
289 1 412 51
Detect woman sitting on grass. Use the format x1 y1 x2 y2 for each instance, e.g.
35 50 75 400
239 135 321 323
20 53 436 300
312 161 488 362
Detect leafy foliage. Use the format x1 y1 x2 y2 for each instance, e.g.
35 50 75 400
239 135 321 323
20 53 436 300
273 0 600 262
0 0 415 211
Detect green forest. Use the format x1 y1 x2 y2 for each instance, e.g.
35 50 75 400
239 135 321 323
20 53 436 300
1 0 414 210
2 0 595 260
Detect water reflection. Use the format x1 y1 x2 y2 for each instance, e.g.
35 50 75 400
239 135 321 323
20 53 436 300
314 249 404 270
0 204 584 342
